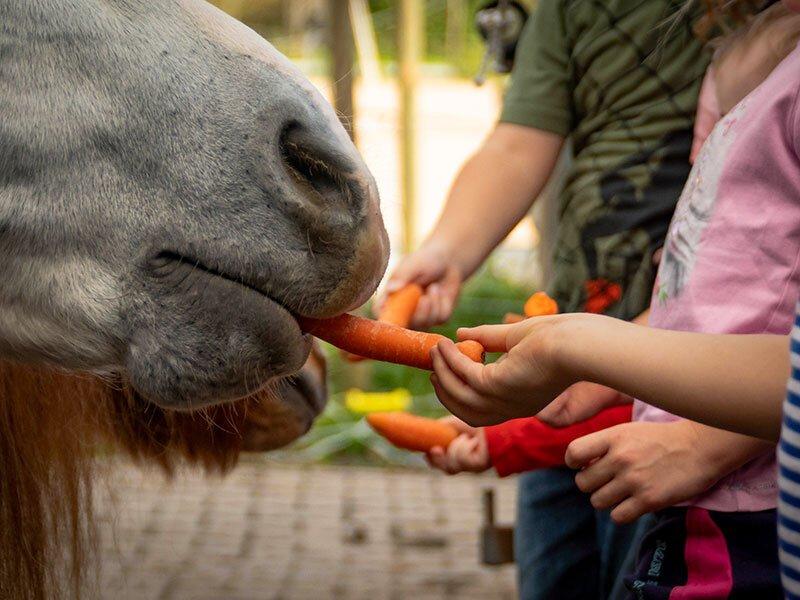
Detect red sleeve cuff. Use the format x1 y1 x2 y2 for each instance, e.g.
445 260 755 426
484 405 632 477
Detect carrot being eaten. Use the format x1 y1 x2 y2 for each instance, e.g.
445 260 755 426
298 313 485 371
366 412 458 453
344 283 424 363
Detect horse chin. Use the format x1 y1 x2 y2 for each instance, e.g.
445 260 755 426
125 269 311 410
241 344 328 451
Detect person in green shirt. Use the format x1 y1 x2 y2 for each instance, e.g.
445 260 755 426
379 1 767 598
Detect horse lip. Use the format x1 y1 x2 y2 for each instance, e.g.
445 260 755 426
147 251 355 331
149 250 298 315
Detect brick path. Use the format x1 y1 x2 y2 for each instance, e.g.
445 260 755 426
94 459 518 599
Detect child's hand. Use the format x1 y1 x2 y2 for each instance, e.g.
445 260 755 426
429 317 579 426
565 421 739 524
376 243 462 330
537 382 632 428
426 417 490 475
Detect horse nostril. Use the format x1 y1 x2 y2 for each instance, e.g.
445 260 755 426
278 121 354 209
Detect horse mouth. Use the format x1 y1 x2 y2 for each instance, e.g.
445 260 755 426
129 250 322 411
149 250 307 325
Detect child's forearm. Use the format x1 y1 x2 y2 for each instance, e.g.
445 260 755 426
424 123 564 278
555 316 789 441
684 422 774 480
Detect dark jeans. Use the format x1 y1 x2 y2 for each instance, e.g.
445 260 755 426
515 467 640 600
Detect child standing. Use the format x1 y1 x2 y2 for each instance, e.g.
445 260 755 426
386 2 716 596
429 4 800 596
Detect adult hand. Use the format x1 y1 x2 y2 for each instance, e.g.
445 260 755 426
376 242 462 330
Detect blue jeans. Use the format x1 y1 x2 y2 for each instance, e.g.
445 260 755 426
515 467 640 600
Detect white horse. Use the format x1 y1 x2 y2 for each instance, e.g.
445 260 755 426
0 2 388 598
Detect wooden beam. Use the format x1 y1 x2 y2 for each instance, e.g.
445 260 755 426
445 0 466 68
330 0 356 141
398 0 422 254
349 0 381 83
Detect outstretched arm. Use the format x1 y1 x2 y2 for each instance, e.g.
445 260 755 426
418 124 564 280
565 316 789 441
381 124 564 329
430 314 789 441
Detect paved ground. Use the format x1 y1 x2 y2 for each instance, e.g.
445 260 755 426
94 459 518 600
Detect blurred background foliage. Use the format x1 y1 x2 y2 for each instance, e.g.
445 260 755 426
210 0 494 77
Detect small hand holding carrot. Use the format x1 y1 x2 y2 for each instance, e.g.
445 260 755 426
430 317 578 426
426 416 491 475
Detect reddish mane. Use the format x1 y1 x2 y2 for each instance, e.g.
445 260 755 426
0 361 268 600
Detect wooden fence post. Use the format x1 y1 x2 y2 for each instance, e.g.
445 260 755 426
398 0 422 254
330 0 356 141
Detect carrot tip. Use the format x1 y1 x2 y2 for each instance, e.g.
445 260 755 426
455 340 485 364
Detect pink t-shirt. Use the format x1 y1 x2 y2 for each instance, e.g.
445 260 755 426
634 44 800 512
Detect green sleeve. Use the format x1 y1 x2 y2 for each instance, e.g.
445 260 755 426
500 0 573 136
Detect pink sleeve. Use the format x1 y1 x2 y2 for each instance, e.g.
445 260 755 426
792 77 800 159
690 66 721 164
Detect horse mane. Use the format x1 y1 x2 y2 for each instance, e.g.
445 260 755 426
0 360 265 600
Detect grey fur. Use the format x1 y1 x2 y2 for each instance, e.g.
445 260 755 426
0 0 388 408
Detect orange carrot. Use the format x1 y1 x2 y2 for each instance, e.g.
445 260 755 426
523 291 559 318
366 412 458 452
299 313 485 370
379 283 424 326
454 340 485 363
503 312 526 324
343 283 424 363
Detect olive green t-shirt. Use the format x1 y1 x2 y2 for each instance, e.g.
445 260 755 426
501 0 708 319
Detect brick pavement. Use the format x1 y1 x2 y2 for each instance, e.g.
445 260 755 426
93 459 518 599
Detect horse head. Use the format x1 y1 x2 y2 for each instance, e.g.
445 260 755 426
0 3 389 597
0 0 388 409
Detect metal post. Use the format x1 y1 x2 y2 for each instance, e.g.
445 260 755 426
398 0 422 254
330 0 356 141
